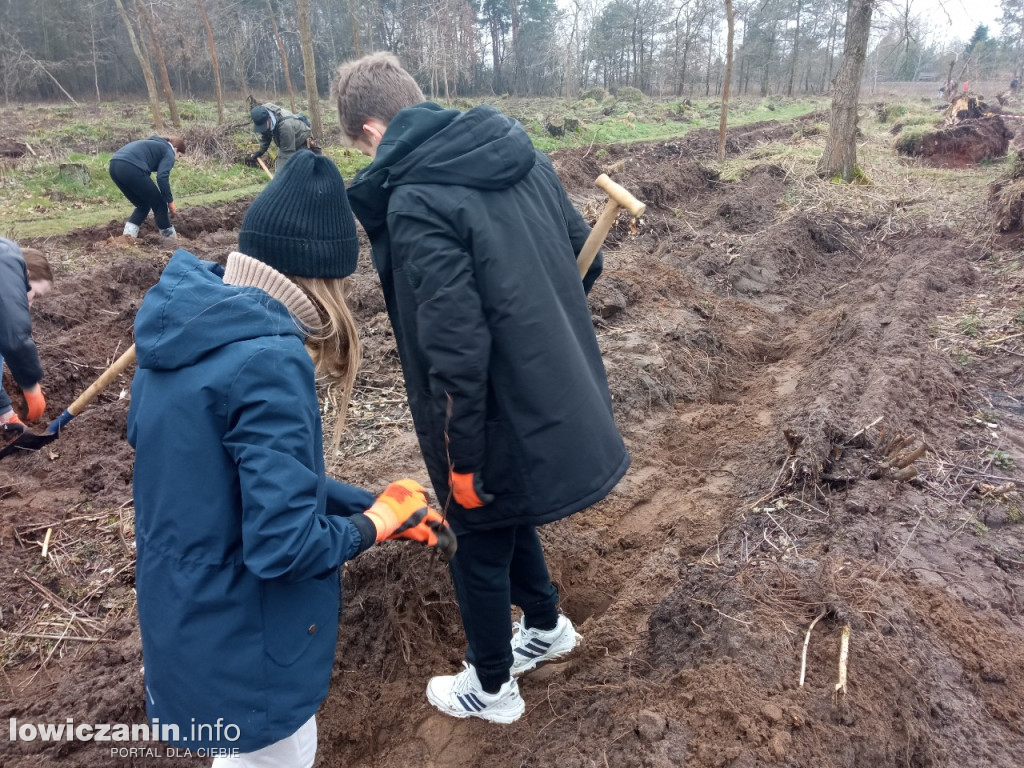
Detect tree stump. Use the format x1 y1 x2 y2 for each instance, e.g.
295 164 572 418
59 163 91 185
0 138 28 158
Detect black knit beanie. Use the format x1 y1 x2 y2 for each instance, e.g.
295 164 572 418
238 151 359 278
250 105 270 130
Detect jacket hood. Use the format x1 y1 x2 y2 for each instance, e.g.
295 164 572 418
134 249 304 371
348 103 536 232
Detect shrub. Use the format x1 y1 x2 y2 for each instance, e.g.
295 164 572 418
614 86 645 103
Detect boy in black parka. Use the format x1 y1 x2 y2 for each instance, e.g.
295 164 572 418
331 53 630 723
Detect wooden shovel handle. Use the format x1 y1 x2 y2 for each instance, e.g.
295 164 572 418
67 345 137 417
577 174 647 278
595 174 646 217
257 157 274 179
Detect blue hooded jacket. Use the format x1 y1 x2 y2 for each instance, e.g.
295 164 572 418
127 249 375 752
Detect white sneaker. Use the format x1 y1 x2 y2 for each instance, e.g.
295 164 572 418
123 222 140 237
510 614 582 677
426 662 525 724
160 226 177 239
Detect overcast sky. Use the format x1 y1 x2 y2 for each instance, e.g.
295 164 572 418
914 0 1003 42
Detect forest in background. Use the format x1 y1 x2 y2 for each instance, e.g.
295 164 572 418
3 0 1024 106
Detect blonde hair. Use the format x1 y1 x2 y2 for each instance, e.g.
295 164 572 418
292 276 362 447
331 52 426 144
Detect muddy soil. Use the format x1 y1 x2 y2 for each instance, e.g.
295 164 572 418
2 116 1023 768
898 115 1014 167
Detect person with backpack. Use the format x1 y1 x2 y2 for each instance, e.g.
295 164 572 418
246 103 312 170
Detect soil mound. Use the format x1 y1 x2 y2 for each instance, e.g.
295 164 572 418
2 117 1023 768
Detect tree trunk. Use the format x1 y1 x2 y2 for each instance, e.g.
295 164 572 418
817 0 874 181
705 24 713 96
267 0 296 112
197 0 224 124
135 0 180 127
113 0 163 130
787 0 802 97
489 11 503 93
89 11 101 102
296 0 323 138
508 0 522 93
348 0 362 57
564 0 580 101
718 0 735 161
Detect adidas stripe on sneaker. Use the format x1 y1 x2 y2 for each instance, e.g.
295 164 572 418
510 614 582 677
426 662 525 724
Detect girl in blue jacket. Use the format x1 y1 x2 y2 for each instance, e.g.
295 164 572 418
127 151 454 767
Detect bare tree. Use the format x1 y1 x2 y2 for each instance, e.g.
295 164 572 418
267 0 297 112
136 0 181 127
197 0 225 124
718 0 735 161
565 0 582 100
817 0 874 180
113 0 164 130
296 0 323 138
787 0 803 96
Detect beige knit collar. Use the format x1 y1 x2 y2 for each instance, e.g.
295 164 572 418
223 251 321 333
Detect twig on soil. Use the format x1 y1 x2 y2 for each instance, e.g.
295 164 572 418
872 516 923 590
689 598 752 626
7 632 108 643
21 574 98 628
748 456 796 511
850 416 883 440
833 624 851 700
764 510 798 557
799 610 827 687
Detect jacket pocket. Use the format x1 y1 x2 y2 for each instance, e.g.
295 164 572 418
481 417 526 497
261 572 338 666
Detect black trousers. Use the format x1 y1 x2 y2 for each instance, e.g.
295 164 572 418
109 159 171 230
448 524 560 690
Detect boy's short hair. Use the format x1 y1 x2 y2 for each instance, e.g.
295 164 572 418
21 247 52 284
331 52 426 144
166 136 186 154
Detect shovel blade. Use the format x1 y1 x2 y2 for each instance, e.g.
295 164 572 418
0 429 60 459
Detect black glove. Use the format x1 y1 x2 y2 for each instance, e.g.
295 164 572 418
243 152 260 167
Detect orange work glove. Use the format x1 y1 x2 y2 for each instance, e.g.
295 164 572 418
21 384 46 422
168 201 177 215
450 471 494 509
364 479 457 558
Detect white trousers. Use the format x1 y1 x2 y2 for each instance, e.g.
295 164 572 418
211 715 317 768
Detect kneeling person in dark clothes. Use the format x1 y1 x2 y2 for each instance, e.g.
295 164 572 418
109 136 184 239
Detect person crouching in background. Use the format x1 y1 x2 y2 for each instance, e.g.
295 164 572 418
109 135 184 239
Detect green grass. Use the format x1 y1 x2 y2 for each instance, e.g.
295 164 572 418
530 98 824 152
0 94 822 238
